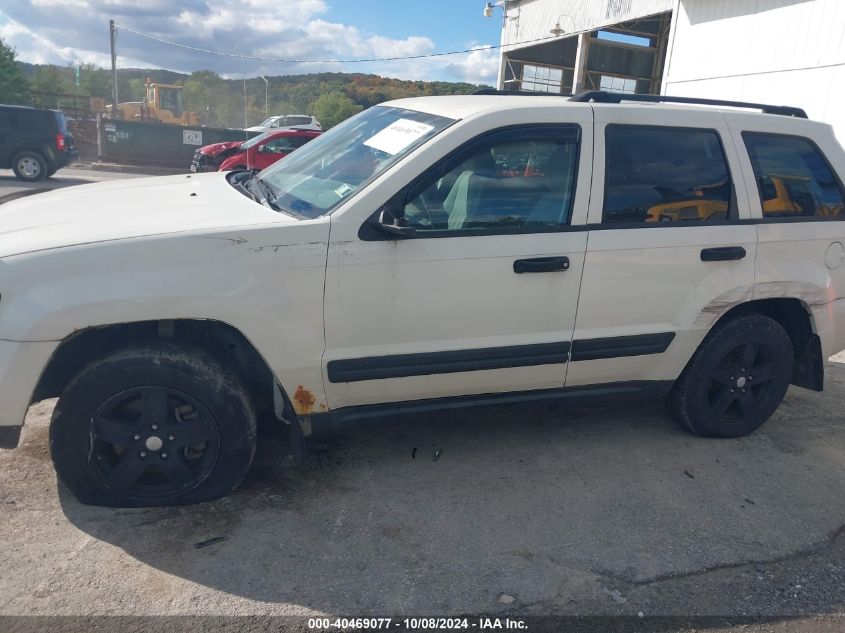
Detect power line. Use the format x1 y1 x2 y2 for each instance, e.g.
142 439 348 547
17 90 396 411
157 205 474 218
116 24 564 64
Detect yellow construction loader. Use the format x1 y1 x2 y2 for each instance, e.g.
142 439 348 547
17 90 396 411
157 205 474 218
107 78 200 126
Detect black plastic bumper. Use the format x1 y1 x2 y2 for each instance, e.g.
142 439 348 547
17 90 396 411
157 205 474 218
0 425 21 449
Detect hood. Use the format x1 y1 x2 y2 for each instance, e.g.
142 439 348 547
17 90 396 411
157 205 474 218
0 172 296 258
200 140 243 157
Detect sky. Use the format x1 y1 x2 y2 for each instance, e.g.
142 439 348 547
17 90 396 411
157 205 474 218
0 0 505 84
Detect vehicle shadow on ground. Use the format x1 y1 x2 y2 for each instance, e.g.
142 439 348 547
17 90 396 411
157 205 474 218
0 174 91 190
57 372 845 614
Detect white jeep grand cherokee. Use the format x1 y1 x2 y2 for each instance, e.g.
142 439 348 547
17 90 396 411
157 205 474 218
1 91 844 507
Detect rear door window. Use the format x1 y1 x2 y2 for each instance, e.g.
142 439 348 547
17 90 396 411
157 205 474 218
743 133 845 219
603 125 733 224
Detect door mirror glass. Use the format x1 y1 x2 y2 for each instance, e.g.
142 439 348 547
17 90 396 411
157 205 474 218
376 208 416 238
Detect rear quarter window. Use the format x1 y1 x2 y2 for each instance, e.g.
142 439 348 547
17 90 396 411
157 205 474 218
12 109 55 131
742 132 845 220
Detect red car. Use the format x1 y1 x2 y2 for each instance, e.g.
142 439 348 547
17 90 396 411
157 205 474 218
191 140 244 173
218 129 320 172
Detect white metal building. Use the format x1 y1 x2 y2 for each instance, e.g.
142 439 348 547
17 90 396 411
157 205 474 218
495 0 845 136
663 0 845 137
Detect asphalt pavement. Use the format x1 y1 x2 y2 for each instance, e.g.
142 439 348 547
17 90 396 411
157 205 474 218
1 361 844 622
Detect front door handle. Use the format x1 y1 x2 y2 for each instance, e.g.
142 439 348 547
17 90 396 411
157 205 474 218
701 246 746 262
513 256 570 273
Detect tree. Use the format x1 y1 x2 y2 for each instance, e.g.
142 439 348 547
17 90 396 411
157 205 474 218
78 63 111 98
31 65 70 108
0 39 29 105
310 91 362 129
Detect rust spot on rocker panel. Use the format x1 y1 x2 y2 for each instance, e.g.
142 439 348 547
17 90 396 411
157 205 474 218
292 385 317 415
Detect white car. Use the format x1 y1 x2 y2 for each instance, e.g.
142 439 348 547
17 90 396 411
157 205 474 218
245 114 321 133
1 92 844 507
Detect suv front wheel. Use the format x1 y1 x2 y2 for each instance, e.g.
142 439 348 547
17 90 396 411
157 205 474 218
50 344 257 507
668 314 793 437
12 151 48 182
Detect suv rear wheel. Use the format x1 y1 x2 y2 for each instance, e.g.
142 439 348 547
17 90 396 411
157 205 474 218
12 151 48 182
667 314 793 437
50 344 257 507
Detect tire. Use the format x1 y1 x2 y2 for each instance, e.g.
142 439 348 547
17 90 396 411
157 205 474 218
667 313 793 438
50 344 256 507
12 151 48 182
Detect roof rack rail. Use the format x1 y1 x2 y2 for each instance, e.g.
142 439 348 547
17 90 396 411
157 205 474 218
568 91 808 118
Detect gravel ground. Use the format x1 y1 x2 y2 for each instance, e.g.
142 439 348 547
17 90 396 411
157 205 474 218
1 360 844 629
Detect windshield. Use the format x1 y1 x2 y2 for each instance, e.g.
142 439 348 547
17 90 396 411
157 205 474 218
258 106 454 219
241 131 273 150
159 88 184 117
257 117 278 127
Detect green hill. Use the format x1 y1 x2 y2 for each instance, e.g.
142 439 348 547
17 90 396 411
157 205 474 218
17 61 488 128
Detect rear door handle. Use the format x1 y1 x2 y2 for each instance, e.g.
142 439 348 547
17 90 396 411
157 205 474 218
700 246 746 262
513 256 570 273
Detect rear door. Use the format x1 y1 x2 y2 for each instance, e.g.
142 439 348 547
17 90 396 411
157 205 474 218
565 104 757 388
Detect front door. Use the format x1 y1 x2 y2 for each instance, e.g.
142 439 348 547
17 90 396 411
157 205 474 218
254 138 292 170
323 119 593 410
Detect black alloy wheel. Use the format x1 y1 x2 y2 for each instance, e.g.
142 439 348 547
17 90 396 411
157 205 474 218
90 386 220 498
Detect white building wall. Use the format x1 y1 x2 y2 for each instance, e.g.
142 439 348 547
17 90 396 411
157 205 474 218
663 0 845 139
501 0 674 47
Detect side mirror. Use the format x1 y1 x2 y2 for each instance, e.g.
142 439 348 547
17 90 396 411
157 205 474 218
376 208 416 238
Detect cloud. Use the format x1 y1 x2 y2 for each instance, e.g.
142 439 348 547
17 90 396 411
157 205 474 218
443 44 500 84
0 0 496 84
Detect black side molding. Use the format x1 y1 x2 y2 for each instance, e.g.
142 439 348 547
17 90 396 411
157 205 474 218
570 333 676 362
0 425 22 449
327 342 571 383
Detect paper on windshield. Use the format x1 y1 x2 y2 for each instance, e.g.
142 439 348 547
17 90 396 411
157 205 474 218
364 119 435 156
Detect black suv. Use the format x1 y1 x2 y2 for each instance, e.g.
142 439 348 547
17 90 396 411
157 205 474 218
0 105 79 181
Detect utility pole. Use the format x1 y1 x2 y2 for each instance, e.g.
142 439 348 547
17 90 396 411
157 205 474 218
109 20 119 113
260 76 269 117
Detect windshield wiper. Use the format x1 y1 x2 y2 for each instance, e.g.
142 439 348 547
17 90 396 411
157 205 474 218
246 175 284 211
227 172 261 203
